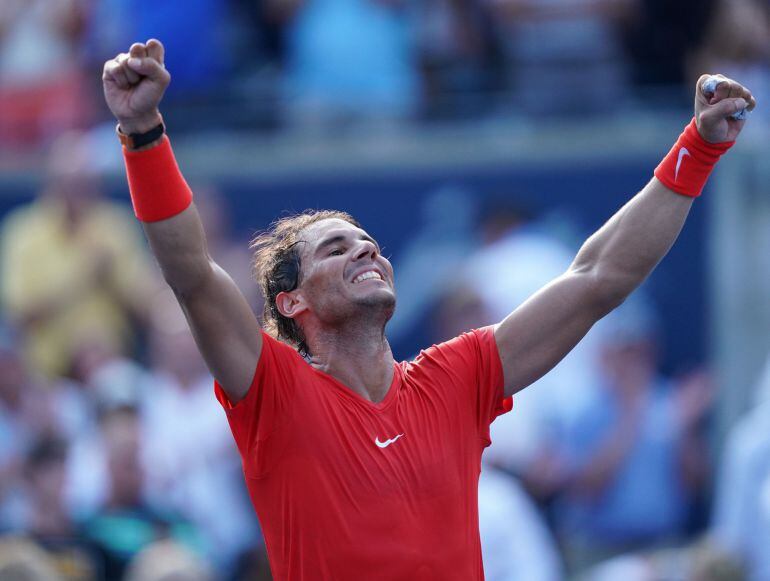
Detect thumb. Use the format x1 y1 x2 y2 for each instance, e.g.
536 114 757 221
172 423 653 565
704 97 747 122
127 56 168 81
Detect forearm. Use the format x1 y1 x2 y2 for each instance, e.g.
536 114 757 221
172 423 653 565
571 179 693 307
122 130 212 296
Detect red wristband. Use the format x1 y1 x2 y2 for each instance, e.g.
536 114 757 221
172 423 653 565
654 118 733 198
123 135 193 222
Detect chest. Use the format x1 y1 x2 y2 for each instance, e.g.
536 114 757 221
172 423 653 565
270 377 480 503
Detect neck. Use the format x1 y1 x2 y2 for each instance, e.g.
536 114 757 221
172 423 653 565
306 322 395 404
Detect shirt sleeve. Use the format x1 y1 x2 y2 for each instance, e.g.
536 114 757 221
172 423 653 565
214 331 303 477
413 326 513 446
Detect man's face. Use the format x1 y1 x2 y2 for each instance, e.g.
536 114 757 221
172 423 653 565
292 218 396 325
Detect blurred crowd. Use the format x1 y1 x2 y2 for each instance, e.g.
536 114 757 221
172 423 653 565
1 0 770 580
0 131 268 580
1 0 769 154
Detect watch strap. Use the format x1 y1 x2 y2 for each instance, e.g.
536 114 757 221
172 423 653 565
117 122 166 150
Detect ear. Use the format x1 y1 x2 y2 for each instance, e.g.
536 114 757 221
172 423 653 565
275 290 307 319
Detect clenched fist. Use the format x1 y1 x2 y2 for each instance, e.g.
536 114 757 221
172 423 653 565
103 39 170 135
694 73 756 143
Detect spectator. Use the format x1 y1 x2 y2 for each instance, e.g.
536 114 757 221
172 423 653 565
80 404 200 580
141 292 262 573
623 0 715 98
0 330 55 533
414 0 503 116
485 0 637 115
0 537 62 581
553 299 711 572
479 467 564 581
0 131 156 379
576 537 744 581
125 539 212 581
0 0 93 149
264 0 419 122
64 334 156 519
712 356 770 581
21 437 101 580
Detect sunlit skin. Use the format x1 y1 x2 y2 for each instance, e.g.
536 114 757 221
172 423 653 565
275 218 398 403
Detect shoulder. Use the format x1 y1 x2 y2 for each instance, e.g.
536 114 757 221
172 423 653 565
253 331 312 385
403 326 501 389
411 327 497 365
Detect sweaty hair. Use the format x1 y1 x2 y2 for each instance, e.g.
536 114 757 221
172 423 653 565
251 210 361 356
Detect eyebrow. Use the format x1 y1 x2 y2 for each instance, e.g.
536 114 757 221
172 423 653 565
316 233 380 254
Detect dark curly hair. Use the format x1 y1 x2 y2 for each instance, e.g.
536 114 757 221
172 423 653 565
251 210 361 356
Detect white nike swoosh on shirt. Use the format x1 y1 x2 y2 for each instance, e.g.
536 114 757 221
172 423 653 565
675 147 690 182
375 434 404 448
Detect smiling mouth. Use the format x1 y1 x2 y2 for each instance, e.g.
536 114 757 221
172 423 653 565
352 270 383 284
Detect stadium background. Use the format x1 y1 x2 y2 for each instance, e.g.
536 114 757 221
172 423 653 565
0 0 768 579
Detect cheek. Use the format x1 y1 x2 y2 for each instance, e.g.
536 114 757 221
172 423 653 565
303 266 345 302
379 257 394 278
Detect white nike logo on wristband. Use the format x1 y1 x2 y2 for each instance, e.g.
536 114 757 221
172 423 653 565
675 147 691 182
375 434 404 448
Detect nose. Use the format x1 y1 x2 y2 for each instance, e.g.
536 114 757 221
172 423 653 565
353 239 378 261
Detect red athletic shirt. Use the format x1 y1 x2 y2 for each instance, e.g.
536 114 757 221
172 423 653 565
214 327 512 580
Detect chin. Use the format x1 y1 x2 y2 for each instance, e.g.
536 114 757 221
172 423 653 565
357 289 396 317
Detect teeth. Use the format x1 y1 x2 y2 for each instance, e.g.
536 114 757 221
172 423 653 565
353 271 382 284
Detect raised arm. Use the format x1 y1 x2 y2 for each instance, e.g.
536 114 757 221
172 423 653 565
103 40 261 402
495 74 756 397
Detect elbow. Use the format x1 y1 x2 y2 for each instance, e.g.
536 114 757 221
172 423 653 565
161 257 215 299
572 262 639 317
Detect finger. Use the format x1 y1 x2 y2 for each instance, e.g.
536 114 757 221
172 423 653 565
700 74 727 102
712 79 731 104
727 81 742 99
737 85 755 109
103 59 131 90
126 56 170 83
129 42 148 59
116 53 141 85
146 39 165 66
709 97 748 121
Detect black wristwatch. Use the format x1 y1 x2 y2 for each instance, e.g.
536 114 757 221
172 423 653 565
117 121 165 149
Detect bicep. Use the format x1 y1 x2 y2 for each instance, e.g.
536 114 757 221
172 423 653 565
494 270 610 397
176 261 263 403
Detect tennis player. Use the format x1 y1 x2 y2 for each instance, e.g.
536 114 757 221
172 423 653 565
103 39 755 580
